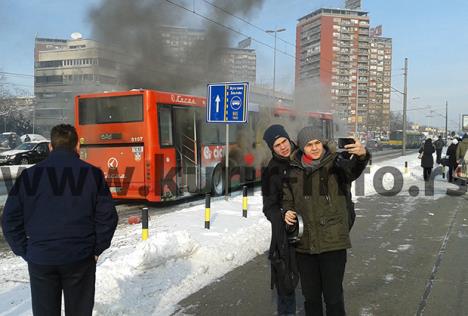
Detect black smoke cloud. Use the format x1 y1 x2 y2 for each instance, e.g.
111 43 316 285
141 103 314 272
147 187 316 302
89 0 264 94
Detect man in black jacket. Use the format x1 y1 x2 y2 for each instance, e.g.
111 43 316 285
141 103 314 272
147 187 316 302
434 135 445 164
2 124 118 316
262 124 298 316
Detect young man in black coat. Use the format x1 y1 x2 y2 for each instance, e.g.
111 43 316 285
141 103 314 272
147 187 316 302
2 124 118 316
261 124 298 316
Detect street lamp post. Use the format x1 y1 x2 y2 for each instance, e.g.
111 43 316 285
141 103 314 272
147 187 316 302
266 28 286 100
32 103 36 133
402 58 408 156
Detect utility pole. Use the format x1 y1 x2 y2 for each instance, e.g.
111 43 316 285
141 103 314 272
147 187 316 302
355 65 359 136
445 101 448 142
402 58 408 156
32 102 36 133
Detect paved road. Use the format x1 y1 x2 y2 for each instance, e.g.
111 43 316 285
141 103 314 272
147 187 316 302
176 193 468 315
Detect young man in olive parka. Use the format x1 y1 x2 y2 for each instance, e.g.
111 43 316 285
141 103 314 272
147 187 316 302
282 126 370 316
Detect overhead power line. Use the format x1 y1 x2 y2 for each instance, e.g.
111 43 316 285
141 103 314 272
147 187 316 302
164 0 297 60
200 0 296 48
0 71 34 78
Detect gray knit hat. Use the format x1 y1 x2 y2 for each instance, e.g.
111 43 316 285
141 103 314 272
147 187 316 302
297 126 323 151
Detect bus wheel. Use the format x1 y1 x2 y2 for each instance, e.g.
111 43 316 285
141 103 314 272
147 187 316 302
211 164 225 196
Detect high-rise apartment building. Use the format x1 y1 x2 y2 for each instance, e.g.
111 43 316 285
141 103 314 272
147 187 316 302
34 36 125 132
368 33 392 136
296 8 370 134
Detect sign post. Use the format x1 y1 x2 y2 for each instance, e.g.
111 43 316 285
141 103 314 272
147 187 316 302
207 82 249 200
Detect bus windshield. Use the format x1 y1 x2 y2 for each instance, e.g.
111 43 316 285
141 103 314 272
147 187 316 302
78 95 143 125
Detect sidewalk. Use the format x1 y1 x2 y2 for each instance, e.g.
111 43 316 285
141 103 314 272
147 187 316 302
175 193 468 315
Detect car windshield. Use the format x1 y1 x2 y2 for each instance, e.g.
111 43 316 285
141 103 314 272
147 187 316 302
14 143 36 151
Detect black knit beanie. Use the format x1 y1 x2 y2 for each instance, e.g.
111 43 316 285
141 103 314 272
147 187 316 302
263 124 290 150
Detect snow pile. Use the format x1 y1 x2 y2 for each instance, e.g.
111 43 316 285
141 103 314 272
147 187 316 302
94 197 270 316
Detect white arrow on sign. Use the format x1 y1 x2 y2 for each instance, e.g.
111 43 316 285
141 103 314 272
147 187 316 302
215 95 220 112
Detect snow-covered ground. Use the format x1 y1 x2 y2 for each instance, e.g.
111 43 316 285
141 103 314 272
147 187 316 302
0 151 463 316
0 165 31 181
0 165 33 205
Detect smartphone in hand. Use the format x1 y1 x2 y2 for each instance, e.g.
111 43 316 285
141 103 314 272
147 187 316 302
338 138 355 149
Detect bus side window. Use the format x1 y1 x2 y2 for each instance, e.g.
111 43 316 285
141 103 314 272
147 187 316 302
158 106 173 146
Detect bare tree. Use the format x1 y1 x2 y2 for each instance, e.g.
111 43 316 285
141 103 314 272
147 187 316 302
0 73 33 134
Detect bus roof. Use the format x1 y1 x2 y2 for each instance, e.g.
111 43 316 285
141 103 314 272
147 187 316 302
76 89 207 108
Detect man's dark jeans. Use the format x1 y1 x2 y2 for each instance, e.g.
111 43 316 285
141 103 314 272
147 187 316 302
28 256 96 316
296 250 347 316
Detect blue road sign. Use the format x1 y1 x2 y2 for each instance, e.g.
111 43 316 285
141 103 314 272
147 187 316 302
207 82 249 123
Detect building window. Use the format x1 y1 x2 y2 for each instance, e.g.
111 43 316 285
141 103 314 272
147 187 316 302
38 60 62 68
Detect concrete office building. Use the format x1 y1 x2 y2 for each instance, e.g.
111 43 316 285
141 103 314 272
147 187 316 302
220 48 256 84
34 35 124 132
161 26 256 84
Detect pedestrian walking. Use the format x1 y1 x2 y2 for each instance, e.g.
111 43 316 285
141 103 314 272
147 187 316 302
419 138 435 181
24 134 31 142
262 124 299 316
282 127 370 316
433 135 444 164
446 138 459 182
2 124 118 316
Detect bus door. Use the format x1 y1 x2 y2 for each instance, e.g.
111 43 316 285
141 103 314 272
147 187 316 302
173 107 200 193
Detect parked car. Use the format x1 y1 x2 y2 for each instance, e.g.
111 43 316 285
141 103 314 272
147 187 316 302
0 141 50 165
20 134 47 143
0 132 19 151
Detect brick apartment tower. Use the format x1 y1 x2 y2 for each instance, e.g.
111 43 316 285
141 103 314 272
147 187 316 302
296 8 370 135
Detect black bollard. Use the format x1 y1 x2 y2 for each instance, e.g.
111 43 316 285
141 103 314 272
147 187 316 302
142 207 149 240
242 186 248 218
205 194 211 229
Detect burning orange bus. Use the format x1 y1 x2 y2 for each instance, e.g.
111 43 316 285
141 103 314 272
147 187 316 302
75 89 334 202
